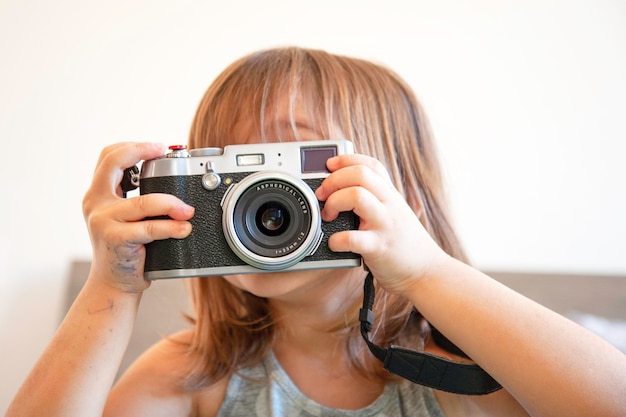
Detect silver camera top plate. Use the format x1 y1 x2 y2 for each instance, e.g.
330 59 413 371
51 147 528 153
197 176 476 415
140 139 354 179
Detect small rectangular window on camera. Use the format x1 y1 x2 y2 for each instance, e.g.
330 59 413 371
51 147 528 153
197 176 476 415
236 154 265 166
300 146 337 173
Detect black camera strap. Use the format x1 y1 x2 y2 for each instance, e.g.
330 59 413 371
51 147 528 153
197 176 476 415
359 271 502 395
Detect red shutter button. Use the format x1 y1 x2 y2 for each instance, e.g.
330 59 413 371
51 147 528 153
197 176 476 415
166 145 190 158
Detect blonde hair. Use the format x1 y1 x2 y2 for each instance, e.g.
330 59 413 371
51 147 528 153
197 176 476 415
183 47 468 388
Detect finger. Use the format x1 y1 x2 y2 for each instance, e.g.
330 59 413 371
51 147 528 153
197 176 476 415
110 193 195 222
327 229 381 256
97 142 166 173
326 154 393 183
91 142 166 196
321 187 387 228
315 164 395 203
93 142 138 167
102 218 193 246
129 218 193 243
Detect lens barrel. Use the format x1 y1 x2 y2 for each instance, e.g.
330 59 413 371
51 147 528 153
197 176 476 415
221 172 323 270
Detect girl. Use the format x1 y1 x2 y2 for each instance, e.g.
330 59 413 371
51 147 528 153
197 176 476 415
7 47 626 417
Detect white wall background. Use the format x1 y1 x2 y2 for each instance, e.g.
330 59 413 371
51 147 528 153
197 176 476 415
1 0 625 412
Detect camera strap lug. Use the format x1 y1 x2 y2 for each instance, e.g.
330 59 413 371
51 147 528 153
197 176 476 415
202 161 222 191
121 165 140 198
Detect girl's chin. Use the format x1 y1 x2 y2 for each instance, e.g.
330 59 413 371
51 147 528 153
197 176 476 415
223 267 361 299
223 269 320 295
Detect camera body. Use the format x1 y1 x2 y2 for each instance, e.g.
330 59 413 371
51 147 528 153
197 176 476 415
139 140 361 279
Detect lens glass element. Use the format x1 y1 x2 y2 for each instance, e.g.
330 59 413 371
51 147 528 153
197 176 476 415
256 203 290 236
233 179 312 258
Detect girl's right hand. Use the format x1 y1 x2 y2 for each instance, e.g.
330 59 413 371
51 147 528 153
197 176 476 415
82 142 195 293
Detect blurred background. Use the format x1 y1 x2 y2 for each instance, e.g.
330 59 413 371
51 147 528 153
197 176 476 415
1 0 625 413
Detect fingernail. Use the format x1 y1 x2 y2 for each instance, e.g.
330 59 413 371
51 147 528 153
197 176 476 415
325 156 338 169
315 186 325 200
178 222 192 237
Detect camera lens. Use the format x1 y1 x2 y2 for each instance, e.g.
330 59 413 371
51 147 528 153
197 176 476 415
221 172 323 270
257 203 289 235
237 180 310 256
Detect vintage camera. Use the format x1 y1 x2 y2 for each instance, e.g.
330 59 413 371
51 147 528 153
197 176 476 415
138 140 361 279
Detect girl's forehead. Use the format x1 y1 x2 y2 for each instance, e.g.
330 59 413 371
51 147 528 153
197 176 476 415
225 93 337 145
229 113 331 145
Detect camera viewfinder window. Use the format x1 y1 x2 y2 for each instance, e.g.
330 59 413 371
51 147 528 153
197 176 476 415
301 146 337 173
236 154 265 166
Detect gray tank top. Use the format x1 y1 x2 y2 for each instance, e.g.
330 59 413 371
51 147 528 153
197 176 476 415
216 351 445 417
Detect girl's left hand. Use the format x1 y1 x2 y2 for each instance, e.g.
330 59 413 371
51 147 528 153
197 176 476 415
315 153 451 295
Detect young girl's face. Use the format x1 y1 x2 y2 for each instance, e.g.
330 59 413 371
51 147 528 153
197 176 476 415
221 97 365 306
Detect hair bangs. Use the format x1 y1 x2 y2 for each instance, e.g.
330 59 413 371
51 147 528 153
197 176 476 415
190 48 334 149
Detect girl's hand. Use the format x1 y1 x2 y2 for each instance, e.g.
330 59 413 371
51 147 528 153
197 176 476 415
315 154 451 295
82 142 194 293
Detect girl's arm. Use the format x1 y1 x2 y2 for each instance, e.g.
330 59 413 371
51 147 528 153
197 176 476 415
408 256 626 417
316 153 626 417
6 142 194 417
6 279 142 416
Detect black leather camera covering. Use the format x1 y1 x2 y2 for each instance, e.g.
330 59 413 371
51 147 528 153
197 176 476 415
140 174 359 275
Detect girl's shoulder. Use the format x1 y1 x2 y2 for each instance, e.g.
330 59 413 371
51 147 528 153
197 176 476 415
105 329 229 417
